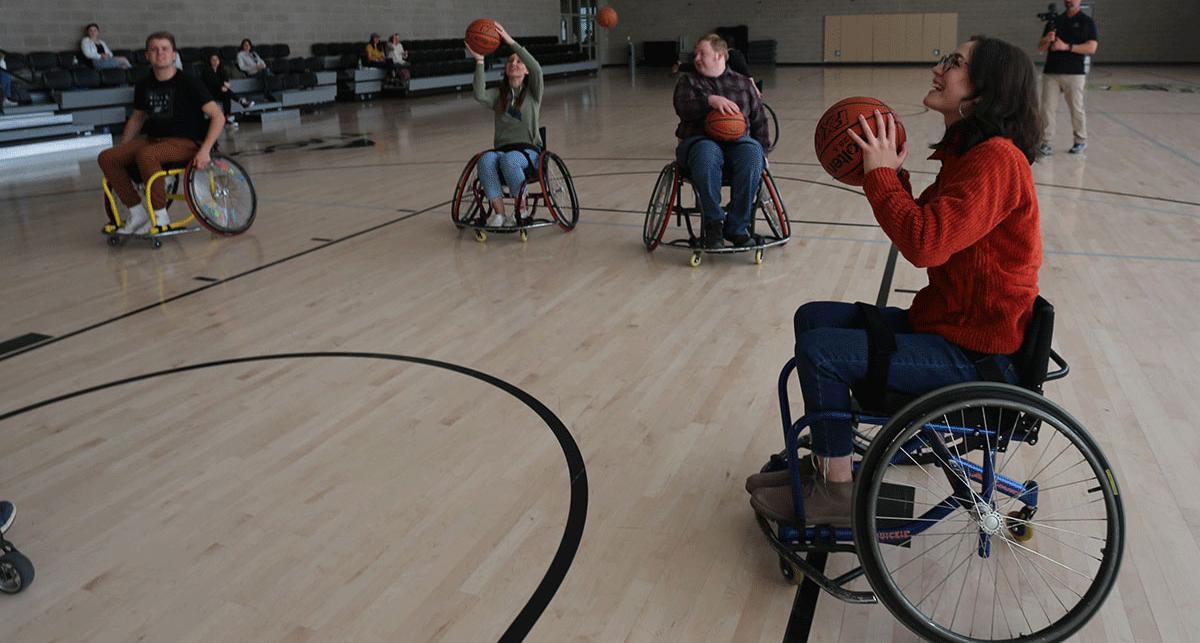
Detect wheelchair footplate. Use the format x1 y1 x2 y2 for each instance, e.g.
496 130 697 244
102 223 201 249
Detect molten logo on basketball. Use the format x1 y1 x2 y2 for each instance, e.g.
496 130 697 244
827 139 858 173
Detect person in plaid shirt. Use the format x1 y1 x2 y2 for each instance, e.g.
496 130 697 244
673 34 770 249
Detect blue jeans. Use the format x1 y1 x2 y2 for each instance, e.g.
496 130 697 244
793 301 1018 457
478 149 539 201
0 70 12 100
675 135 764 236
93 57 129 70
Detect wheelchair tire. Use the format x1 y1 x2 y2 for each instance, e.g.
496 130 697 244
853 383 1124 642
186 155 257 236
757 170 789 241
643 163 678 251
0 549 33 594
539 152 579 231
452 153 485 228
764 103 780 154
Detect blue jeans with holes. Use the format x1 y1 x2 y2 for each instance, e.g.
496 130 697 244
675 135 764 236
477 148 539 201
793 301 1018 457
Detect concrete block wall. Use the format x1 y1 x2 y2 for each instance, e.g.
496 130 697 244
0 0 560 56
596 0 1200 64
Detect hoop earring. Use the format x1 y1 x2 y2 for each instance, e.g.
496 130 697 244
958 102 968 118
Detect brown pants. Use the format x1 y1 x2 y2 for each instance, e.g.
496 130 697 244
98 137 199 209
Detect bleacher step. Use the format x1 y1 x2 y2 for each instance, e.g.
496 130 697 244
0 123 93 145
0 114 74 131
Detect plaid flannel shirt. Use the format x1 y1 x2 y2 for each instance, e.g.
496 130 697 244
673 68 769 150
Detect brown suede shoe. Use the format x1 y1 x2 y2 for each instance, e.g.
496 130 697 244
750 476 854 527
744 454 817 493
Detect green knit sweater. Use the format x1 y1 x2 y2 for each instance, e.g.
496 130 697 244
473 43 543 149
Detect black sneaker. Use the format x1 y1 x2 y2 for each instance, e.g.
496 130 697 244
724 231 756 248
702 220 724 249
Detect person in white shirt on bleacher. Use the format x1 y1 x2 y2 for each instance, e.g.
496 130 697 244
81 23 132 70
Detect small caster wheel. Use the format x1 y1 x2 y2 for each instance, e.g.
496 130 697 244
475 229 487 243
689 252 702 267
107 236 120 247
152 239 163 249
778 556 799 585
519 229 528 242
0 549 34 594
1007 510 1034 542
754 248 764 265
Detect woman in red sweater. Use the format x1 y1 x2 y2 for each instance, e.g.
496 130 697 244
750 36 1043 527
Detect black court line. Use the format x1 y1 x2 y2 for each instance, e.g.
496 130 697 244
0 333 52 357
578 205 881 230
311 237 333 242
193 276 219 283
0 351 588 643
783 552 828 643
0 201 450 364
894 288 919 294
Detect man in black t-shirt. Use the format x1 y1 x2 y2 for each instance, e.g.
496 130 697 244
97 31 224 234
1037 0 1099 155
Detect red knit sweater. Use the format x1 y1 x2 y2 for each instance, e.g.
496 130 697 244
862 136 1041 354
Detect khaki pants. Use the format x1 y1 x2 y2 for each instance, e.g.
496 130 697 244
97 137 199 209
1040 73 1087 145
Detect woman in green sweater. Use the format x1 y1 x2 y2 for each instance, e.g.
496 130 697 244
466 23 544 228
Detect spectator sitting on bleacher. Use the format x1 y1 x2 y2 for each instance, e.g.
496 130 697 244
364 34 398 77
0 52 17 108
237 39 269 77
385 33 411 82
202 54 254 127
81 23 132 70
98 31 224 235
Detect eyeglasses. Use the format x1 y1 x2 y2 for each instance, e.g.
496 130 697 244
938 54 967 71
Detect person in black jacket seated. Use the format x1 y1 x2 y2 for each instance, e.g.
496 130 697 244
201 54 253 126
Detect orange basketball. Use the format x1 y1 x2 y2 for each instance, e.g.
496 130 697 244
466 19 501 55
705 110 747 142
814 96 906 186
597 6 618 29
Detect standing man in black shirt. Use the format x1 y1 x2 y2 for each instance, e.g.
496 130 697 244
98 31 224 234
1037 0 1099 155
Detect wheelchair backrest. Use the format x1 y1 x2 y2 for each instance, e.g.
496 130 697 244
1013 296 1055 393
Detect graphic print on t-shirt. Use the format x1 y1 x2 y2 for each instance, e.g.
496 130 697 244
146 85 176 121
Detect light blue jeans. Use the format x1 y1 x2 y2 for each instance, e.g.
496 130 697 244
478 148 540 201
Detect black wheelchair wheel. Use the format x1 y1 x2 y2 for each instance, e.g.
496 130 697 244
853 383 1124 642
643 163 678 251
540 152 579 231
764 103 781 154
186 155 257 235
757 170 789 240
452 153 485 228
0 549 34 594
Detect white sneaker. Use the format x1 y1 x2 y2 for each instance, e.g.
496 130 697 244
121 203 150 234
2 98 16 108
152 208 170 230
485 212 505 228
503 214 517 227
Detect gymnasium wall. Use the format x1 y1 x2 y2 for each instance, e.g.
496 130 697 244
597 0 1200 65
0 0 560 55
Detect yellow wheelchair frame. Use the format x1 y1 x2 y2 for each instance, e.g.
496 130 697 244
102 166 199 247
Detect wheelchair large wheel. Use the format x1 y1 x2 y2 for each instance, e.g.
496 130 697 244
0 549 33 594
643 163 678 251
757 170 789 240
763 103 780 154
452 153 485 228
186 155 257 236
853 383 1124 642
540 151 579 231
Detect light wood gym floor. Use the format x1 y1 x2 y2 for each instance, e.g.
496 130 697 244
0 63 1198 641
